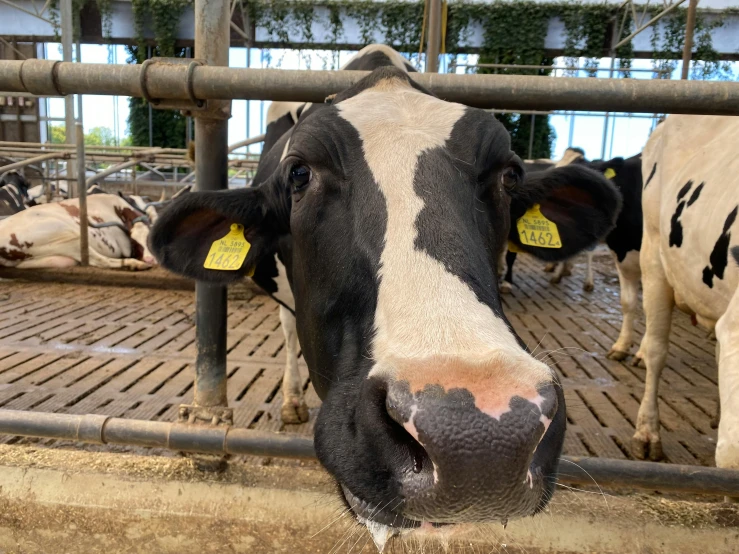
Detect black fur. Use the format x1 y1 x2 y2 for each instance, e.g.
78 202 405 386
702 206 738 288
508 164 621 261
644 162 657 189
0 171 29 216
669 181 693 248
588 155 643 262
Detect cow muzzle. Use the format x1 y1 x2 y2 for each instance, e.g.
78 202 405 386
338 354 565 529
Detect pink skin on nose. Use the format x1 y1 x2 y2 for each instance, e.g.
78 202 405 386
394 354 551 421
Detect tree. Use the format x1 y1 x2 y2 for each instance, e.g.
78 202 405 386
49 124 66 144
476 55 556 160
125 46 189 149
85 126 117 146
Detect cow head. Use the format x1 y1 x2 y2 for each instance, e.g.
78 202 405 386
151 68 619 531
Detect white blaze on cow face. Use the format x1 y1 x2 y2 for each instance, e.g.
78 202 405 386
337 77 552 412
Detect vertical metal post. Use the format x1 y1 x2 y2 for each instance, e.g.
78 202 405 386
601 22 618 160
76 123 89 266
681 0 699 80
189 0 232 421
567 112 576 148
426 0 441 73
527 114 536 160
60 0 75 145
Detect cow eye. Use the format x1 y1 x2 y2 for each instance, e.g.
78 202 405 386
500 167 520 190
289 165 312 192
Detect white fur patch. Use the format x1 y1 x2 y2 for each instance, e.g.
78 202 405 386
341 44 413 72
337 79 549 385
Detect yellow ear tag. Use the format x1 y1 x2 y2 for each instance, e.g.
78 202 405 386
203 223 254 275
507 240 520 253
516 204 562 249
603 168 616 180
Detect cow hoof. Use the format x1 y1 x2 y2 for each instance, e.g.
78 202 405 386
607 348 629 361
281 401 309 424
500 281 513 294
550 276 562 285
710 408 720 430
632 434 664 461
544 263 556 273
561 268 572 277
124 261 153 271
583 281 594 292
632 355 646 368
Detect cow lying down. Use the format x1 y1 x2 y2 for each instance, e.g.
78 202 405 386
0 193 155 270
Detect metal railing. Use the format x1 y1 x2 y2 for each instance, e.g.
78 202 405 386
1 59 739 115
1 409 738 496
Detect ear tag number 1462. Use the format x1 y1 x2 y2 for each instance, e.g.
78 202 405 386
516 204 562 249
204 223 254 275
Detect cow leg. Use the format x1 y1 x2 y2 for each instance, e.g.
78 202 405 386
14 256 78 269
87 248 152 271
550 259 572 284
632 236 674 461
714 289 739 469
582 250 595 292
632 336 648 368
711 341 722 430
500 250 517 294
608 250 641 361
279 305 309 424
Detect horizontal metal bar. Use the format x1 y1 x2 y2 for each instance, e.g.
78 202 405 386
0 152 68 172
0 409 316 459
228 133 266 153
0 408 738 495
0 115 37 122
0 141 188 153
2 60 739 114
455 63 672 74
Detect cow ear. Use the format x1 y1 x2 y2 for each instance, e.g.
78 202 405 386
149 185 285 283
508 164 621 261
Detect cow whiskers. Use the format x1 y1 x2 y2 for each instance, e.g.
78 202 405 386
554 458 611 509
311 506 354 539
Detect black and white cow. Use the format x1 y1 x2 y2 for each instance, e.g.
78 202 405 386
0 171 30 216
503 152 645 362
151 62 621 536
633 115 739 467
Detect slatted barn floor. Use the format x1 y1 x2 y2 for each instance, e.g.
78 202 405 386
0 249 720 465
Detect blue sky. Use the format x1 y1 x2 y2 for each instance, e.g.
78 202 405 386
44 43 737 161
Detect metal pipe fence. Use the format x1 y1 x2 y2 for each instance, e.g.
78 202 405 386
1 408 738 496
2 60 739 114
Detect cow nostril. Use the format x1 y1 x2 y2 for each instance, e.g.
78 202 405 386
412 450 423 473
383 388 432 478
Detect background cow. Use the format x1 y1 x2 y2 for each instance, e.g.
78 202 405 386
634 114 739 468
0 170 30 216
0 193 155 270
151 62 620 540
503 152 644 363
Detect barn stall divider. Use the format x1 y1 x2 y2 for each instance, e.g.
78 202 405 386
1 0 739 499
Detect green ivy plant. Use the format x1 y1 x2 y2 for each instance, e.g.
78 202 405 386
47 0 733 81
